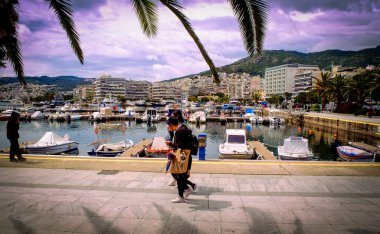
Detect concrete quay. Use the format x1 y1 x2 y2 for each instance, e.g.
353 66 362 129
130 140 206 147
0 155 380 233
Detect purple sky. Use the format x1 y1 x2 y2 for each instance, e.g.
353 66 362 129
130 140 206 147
2 0 380 81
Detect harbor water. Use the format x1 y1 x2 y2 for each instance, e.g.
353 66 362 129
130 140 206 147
0 120 377 160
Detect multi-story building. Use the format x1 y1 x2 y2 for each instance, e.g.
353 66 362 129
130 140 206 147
74 84 95 102
265 64 319 97
151 82 182 101
293 70 321 95
95 75 126 100
125 80 152 100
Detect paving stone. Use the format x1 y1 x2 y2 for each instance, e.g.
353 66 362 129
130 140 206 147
195 209 221 222
221 222 251 234
192 221 222 234
74 216 116 233
47 215 88 232
132 219 166 234
248 222 279 233
103 217 140 234
220 207 248 223
163 220 194 234
119 205 150 219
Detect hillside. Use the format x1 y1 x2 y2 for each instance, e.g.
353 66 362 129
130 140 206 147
171 45 380 80
0 76 94 91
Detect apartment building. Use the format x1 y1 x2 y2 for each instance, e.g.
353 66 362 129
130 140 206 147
265 64 319 97
151 82 182 101
74 84 95 101
95 75 126 100
125 80 152 100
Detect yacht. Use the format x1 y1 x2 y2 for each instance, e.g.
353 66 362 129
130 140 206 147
142 108 160 122
219 129 254 159
278 137 313 160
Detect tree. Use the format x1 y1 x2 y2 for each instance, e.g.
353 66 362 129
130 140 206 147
1 0 268 85
251 90 262 104
0 0 83 85
284 92 292 101
268 94 281 105
188 96 197 102
313 72 332 111
328 74 347 109
345 71 372 107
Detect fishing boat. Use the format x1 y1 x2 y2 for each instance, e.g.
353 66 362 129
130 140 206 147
142 108 160 122
219 129 254 159
87 139 133 157
336 146 373 161
278 136 313 160
249 116 263 124
189 111 206 123
25 132 79 155
31 111 45 120
144 137 170 158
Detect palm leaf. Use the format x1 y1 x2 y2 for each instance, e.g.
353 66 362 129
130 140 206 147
132 0 158 38
47 0 84 64
0 0 25 85
5 33 25 85
160 0 219 84
227 0 268 55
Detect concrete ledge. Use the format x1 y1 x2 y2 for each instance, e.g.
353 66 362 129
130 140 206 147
1 154 379 176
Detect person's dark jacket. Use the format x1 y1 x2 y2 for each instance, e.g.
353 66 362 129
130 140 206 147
7 111 21 140
172 124 192 150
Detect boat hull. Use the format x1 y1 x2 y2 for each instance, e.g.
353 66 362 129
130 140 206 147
25 142 79 155
336 146 373 161
219 153 254 159
87 149 122 157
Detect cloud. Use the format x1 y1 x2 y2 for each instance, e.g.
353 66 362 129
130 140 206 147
2 0 379 81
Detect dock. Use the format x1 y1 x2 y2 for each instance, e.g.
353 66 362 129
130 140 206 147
248 141 277 160
120 138 153 157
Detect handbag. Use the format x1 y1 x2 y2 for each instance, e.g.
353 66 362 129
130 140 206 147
169 149 190 174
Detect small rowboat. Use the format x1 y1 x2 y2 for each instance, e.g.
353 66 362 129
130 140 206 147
336 146 373 161
144 137 170 158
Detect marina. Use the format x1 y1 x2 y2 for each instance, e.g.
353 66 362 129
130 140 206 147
1 117 379 161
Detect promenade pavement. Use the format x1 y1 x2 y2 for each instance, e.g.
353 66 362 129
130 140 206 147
302 112 380 125
1 167 380 234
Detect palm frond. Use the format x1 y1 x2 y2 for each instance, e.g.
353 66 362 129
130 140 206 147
0 0 25 85
132 0 158 38
6 33 25 85
227 0 268 55
160 0 219 84
47 0 84 64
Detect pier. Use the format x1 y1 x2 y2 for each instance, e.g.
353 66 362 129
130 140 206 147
248 141 277 160
120 138 153 157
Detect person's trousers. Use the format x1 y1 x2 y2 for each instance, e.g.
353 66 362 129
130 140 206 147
9 138 22 160
172 173 188 198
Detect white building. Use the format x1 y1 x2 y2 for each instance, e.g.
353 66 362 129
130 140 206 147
95 75 126 100
265 64 319 97
125 80 152 100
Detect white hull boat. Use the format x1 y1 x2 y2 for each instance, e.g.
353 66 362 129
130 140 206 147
189 111 206 123
219 129 254 159
278 137 313 160
336 146 373 161
25 132 78 155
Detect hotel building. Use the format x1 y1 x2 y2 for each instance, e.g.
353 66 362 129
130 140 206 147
265 64 319 97
95 75 126 100
125 80 152 100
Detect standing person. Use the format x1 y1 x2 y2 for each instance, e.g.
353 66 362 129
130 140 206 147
7 111 26 162
168 110 197 192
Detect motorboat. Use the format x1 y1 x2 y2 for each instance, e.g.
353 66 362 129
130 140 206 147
25 132 79 155
31 111 45 120
144 137 170 158
268 116 285 125
278 137 313 160
142 108 160 122
336 146 373 161
244 107 255 117
249 116 263 124
68 114 82 121
189 111 206 123
88 139 133 157
219 129 254 159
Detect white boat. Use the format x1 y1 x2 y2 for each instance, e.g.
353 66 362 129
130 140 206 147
249 116 263 124
219 129 254 159
31 111 45 120
2 108 14 114
278 137 313 160
88 139 133 157
144 137 170 158
189 111 206 123
69 114 82 121
268 116 285 125
336 146 373 161
25 132 79 155
142 108 160 122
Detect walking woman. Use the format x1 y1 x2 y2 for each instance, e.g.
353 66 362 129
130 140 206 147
7 111 26 162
